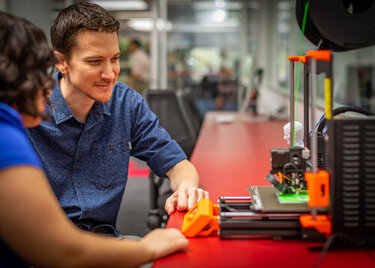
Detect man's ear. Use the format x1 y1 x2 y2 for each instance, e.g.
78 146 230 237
54 51 68 75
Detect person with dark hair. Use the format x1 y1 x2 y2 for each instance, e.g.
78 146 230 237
0 11 188 268
26 1 208 237
127 39 150 94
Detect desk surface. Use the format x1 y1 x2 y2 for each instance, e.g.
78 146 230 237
154 112 375 268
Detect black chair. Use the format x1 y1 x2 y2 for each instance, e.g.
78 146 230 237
178 89 203 139
143 89 198 229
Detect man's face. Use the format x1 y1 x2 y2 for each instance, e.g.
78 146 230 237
62 30 121 103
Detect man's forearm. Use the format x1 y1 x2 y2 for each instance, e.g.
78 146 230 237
166 159 199 191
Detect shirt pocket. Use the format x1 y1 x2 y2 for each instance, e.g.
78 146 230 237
93 141 129 189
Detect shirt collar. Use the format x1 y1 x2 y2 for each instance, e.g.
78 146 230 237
50 72 111 125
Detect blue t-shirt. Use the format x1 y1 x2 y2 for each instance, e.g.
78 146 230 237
0 102 42 268
27 73 187 235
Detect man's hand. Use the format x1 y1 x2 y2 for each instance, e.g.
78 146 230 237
165 159 209 215
164 186 209 215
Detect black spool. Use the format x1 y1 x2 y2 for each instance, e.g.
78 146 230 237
296 0 375 51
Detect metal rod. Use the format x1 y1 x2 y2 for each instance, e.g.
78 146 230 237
150 0 158 89
289 60 295 147
221 212 303 218
310 59 317 173
310 58 318 220
160 0 168 89
311 208 317 220
220 196 252 201
304 62 310 148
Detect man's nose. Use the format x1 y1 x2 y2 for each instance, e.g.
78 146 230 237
101 62 116 81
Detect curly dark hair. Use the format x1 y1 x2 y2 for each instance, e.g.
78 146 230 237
51 1 120 59
0 11 57 118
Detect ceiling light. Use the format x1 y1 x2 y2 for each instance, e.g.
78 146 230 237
128 18 173 31
215 0 225 8
90 1 148 11
194 2 242 10
212 9 226 23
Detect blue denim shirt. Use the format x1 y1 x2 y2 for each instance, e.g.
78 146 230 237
26 73 186 235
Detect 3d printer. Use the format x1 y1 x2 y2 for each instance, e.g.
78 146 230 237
181 0 375 246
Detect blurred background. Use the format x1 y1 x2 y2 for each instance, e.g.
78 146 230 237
3 0 374 116
2 0 375 235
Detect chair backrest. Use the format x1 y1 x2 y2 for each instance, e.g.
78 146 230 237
177 89 203 138
144 89 197 158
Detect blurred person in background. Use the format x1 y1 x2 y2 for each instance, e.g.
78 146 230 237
127 39 150 95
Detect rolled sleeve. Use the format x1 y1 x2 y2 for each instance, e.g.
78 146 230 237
147 139 187 177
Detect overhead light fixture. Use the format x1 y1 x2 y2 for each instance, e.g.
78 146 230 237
128 18 173 31
215 0 225 8
89 1 148 11
194 2 242 10
212 9 226 23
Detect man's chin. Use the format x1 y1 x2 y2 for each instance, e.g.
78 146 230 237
95 96 112 103
88 91 113 103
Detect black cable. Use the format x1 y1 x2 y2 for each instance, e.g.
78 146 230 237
316 106 374 133
312 233 375 268
367 250 375 262
311 233 339 268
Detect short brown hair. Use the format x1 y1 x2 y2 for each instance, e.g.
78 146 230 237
0 11 57 118
51 2 120 59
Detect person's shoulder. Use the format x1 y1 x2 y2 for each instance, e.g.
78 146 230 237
0 105 26 146
0 103 22 127
137 49 150 60
0 121 38 168
0 122 28 148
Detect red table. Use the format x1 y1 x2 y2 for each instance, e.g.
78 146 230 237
154 112 375 268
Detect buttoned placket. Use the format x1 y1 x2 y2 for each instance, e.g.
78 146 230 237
71 105 103 219
71 122 88 217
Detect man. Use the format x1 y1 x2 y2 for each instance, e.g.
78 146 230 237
0 11 187 268
27 2 208 237
127 39 150 95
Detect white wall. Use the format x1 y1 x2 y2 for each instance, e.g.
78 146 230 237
5 0 53 41
258 85 325 129
255 0 325 129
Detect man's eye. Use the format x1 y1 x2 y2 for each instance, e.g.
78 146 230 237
88 60 100 64
112 56 120 61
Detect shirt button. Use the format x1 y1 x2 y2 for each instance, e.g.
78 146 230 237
76 184 81 188
109 145 114 152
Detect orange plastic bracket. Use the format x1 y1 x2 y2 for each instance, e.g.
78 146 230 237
181 198 219 237
300 170 331 236
300 214 332 236
287 56 308 63
306 50 331 62
305 170 330 208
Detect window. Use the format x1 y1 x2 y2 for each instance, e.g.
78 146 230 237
268 0 375 113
